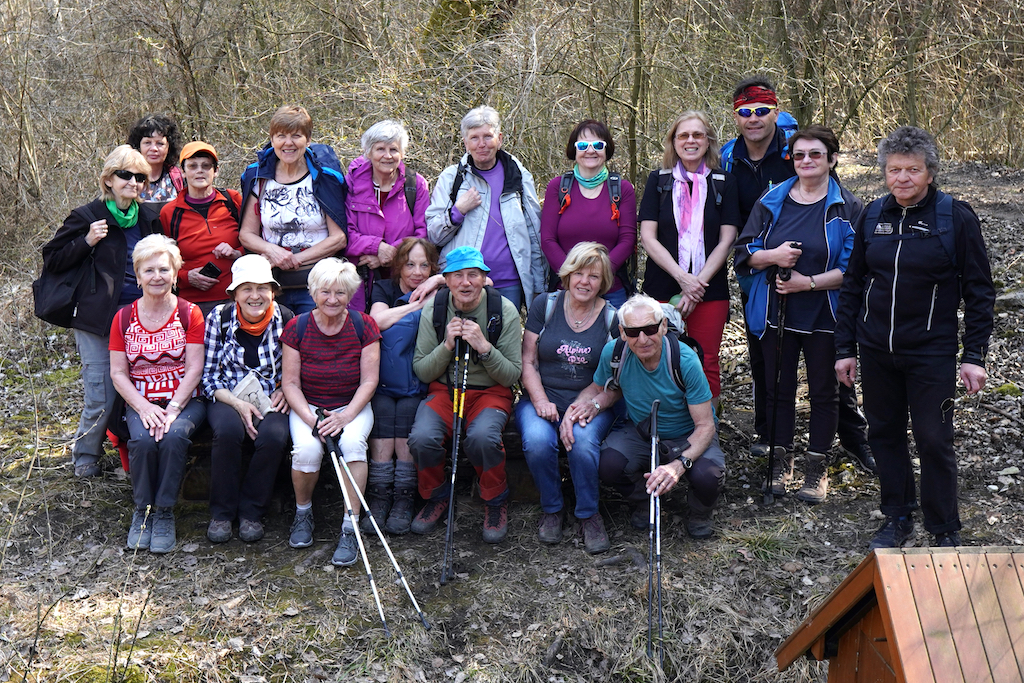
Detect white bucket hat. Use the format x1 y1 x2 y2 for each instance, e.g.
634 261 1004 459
226 254 280 294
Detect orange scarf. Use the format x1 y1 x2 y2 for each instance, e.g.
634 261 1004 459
236 302 275 336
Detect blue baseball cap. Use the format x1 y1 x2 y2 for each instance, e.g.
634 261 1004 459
442 246 490 274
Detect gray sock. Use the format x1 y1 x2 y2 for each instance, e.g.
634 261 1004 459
342 516 355 533
367 460 395 488
394 461 418 490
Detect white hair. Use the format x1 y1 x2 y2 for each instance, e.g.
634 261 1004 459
460 106 501 138
360 119 409 156
617 294 665 327
307 257 361 298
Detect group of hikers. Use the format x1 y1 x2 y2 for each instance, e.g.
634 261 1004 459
37 75 995 565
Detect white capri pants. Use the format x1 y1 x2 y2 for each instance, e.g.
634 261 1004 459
290 402 374 473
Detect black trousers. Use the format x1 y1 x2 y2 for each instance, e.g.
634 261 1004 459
860 347 960 534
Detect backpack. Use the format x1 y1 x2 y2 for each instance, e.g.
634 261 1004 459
654 167 726 209
169 166 185 193
290 309 366 346
118 297 194 336
378 291 429 398
446 158 526 216
720 111 798 174
164 188 241 239
603 306 704 397
217 301 294 339
431 286 505 355
862 191 957 267
403 173 417 214
538 291 618 344
307 143 344 175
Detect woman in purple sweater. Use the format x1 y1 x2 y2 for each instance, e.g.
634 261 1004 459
540 120 637 307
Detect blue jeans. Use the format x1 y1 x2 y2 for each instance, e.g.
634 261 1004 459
515 398 616 519
496 285 522 312
603 288 628 309
277 288 315 315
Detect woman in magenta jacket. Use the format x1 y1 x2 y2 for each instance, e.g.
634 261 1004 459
540 120 636 308
345 120 429 313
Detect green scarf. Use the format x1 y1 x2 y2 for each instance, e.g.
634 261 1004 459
105 199 139 229
573 164 608 189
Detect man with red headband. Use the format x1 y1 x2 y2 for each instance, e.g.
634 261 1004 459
726 76 875 475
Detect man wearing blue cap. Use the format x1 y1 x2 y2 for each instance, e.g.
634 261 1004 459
406 246 523 543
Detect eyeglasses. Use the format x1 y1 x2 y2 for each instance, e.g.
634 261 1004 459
675 132 707 141
622 323 661 338
792 150 827 161
574 140 607 152
734 106 777 118
113 170 147 183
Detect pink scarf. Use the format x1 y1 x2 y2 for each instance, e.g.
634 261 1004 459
672 160 708 276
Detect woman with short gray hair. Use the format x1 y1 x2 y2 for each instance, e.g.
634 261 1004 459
345 119 429 312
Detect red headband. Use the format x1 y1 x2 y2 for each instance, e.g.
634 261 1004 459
734 86 778 109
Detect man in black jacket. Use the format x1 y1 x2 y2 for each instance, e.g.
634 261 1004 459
835 126 995 549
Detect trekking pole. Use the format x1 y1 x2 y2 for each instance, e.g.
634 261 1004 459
315 414 389 637
764 260 793 505
647 399 664 663
316 410 431 631
440 335 472 585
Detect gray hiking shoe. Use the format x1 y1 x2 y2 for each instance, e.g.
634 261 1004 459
149 508 177 554
331 529 359 567
289 509 315 548
385 488 415 535
360 486 392 535
538 511 563 544
126 508 152 550
796 452 829 504
239 518 264 543
207 519 232 543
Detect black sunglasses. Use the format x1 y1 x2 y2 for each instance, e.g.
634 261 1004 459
622 323 661 338
113 169 147 183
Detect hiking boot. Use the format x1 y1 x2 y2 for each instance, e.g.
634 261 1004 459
581 514 610 555
763 447 793 496
630 505 650 530
411 498 449 535
149 508 177 554
331 529 359 567
360 486 392 535
289 508 315 548
796 452 829 504
934 531 962 548
126 508 152 550
385 488 415 535
868 516 916 551
687 509 714 539
239 518 264 543
482 501 508 543
207 519 232 544
538 511 563 544
749 441 769 458
843 442 878 474
75 462 102 478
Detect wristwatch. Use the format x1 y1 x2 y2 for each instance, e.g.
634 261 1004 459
681 457 693 470
478 350 492 362
168 400 181 411
809 276 816 291
591 398 601 412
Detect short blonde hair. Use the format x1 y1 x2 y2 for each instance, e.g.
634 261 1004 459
269 105 313 139
307 258 361 299
662 111 720 170
558 242 614 296
99 145 149 202
132 234 183 277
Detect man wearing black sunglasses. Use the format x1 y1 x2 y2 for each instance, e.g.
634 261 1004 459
561 295 724 539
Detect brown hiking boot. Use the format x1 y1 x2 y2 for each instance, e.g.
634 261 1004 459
763 447 793 496
796 452 829 504
581 514 610 554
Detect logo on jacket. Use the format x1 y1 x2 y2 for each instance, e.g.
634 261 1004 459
874 222 893 235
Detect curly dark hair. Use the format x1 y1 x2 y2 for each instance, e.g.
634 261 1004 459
126 114 183 175
565 119 615 161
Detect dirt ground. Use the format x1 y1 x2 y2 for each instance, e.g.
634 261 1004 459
1 155 1022 682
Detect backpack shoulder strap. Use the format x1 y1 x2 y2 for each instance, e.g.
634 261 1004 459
709 172 725 209
667 332 686 394
558 171 574 214
404 173 417 214
862 198 884 246
432 288 450 344
607 172 621 223
484 286 504 346
604 338 628 392
350 311 365 344
538 292 559 339
934 191 957 269
219 302 233 338
217 188 241 226
447 162 468 209
294 312 311 344
656 168 674 193
119 304 133 336
604 303 618 344
720 139 736 173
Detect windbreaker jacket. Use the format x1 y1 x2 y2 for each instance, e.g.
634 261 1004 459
41 199 161 335
721 123 796 224
425 149 544 300
735 176 861 337
239 146 348 234
344 156 428 258
834 187 994 366
159 189 243 303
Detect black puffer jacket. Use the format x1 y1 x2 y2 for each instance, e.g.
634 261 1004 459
835 186 994 366
41 199 161 336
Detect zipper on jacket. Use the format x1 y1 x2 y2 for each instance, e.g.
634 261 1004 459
926 284 938 330
863 277 874 322
887 205 911 353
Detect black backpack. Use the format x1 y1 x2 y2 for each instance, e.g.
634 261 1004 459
431 286 505 359
603 327 703 397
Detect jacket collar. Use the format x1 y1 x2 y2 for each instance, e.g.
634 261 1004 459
880 184 937 213
462 148 524 193
759 175 847 222
255 145 319 181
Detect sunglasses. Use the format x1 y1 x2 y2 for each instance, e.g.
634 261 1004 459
675 131 707 141
792 150 827 161
622 323 661 338
574 140 607 152
113 169 147 183
734 106 777 118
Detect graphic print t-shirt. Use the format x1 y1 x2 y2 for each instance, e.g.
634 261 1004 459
109 300 205 402
525 292 611 412
258 173 328 252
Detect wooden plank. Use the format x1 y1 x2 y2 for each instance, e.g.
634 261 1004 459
858 607 898 683
904 553 965 683
987 551 1024 680
874 552 935 683
962 553 1023 683
932 551 993 683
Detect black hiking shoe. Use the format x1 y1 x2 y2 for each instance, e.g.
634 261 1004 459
934 531 962 548
360 486 391 535
385 488 415 535
868 516 915 551
843 442 878 474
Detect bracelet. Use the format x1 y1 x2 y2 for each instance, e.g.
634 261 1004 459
591 398 601 412
168 400 181 411
809 276 816 291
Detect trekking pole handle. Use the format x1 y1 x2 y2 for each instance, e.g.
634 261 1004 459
779 242 801 282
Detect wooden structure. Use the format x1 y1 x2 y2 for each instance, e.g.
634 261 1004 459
776 547 1024 682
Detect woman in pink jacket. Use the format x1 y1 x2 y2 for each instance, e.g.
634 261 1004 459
345 120 429 312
